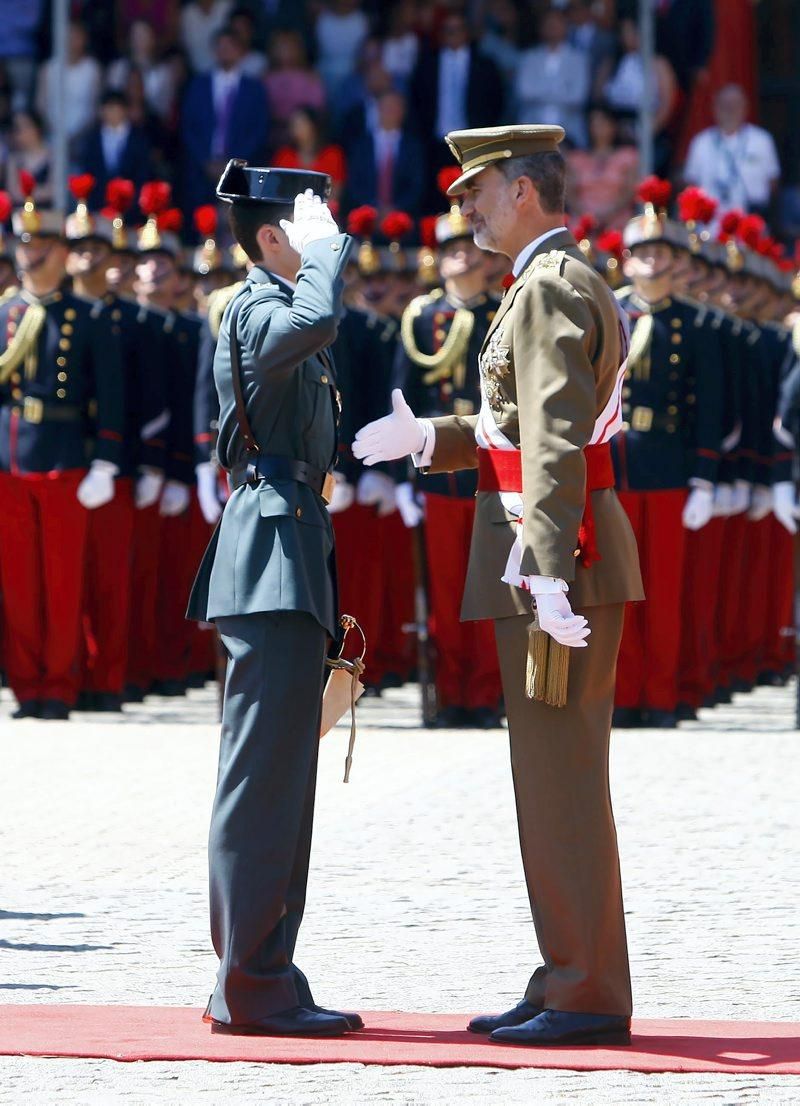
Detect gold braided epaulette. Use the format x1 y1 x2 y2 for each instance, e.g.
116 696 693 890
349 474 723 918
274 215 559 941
0 302 46 385
400 293 475 384
208 281 244 340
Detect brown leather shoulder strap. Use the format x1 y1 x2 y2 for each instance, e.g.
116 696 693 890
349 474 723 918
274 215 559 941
229 292 259 456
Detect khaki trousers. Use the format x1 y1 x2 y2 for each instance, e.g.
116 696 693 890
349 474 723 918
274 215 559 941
493 603 632 1017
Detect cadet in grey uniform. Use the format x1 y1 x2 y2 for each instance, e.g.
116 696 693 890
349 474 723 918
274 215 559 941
187 161 360 1038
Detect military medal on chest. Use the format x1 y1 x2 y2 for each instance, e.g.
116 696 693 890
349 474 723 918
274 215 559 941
480 326 511 412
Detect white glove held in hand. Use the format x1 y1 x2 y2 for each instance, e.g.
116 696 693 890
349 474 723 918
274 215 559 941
713 483 733 518
352 389 426 465
77 460 117 509
357 470 396 517
682 486 714 530
159 480 191 517
279 189 339 253
730 480 750 515
535 591 590 649
326 472 355 515
196 462 222 525
135 468 164 509
748 485 773 522
396 482 424 528
772 481 798 534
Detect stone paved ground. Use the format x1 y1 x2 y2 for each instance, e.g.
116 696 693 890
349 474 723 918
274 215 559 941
1 679 799 1105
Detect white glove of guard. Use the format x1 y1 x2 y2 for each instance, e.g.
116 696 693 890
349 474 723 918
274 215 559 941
196 462 222 525
772 481 798 534
279 188 339 253
353 389 426 466
326 472 355 515
682 486 714 531
535 591 590 648
159 479 191 517
357 470 396 517
748 484 773 522
396 482 424 528
77 459 118 509
730 480 751 515
135 467 164 509
713 483 733 517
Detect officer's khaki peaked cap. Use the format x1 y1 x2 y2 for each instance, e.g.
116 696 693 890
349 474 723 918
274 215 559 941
444 125 565 195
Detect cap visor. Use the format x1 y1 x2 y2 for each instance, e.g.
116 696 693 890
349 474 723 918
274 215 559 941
446 163 490 197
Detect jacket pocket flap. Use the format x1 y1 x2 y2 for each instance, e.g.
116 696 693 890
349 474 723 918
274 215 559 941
304 359 333 387
258 480 326 526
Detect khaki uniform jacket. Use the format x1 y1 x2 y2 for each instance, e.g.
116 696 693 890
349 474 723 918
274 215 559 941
428 229 644 619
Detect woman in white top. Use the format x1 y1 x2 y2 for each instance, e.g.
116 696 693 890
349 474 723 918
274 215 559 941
36 23 102 154
107 20 179 125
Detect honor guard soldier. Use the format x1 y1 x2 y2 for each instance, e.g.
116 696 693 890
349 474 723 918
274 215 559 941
355 125 642 1048
65 175 169 710
613 178 724 728
0 192 18 300
187 162 361 1037
0 174 124 720
392 169 503 727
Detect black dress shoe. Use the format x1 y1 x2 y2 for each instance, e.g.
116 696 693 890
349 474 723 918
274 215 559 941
434 705 465 728
308 1004 364 1031
468 999 543 1035
490 1008 631 1047
75 691 96 711
40 699 70 721
645 709 677 728
612 707 645 728
185 672 208 689
675 703 697 723
468 706 503 730
209 1006 350 1038
151 678 187 697
93 692 123 712
124 684 146 703
756 670 786 687
714 686 732 704
12 700 41 720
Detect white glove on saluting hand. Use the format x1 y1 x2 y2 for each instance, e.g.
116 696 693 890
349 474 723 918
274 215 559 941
77 460 118 510
279 189 339 253
353 389 426 466
535 591 590 649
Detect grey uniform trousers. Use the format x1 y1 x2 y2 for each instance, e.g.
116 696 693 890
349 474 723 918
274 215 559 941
208 610 328 1025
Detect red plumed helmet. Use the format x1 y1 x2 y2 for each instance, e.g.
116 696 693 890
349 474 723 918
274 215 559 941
18 169 36 199
596 229 624 260
193 204 217 238
380 210 413 241
419 215 439 249
139 181 172 216
437 167 462 198
106 178 135 215
738 214 766 249
636 175 672 209
677 186 714 224
347 204 378 238
157 207 183 233
0 191 12 223
720 210 744 236
571 214 597 242
68 174 95 202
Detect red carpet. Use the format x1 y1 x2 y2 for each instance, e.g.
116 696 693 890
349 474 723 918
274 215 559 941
0 1007 799 1073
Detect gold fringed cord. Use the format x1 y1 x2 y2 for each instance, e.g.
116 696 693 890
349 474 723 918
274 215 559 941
342 656 365 784
526 617 570 708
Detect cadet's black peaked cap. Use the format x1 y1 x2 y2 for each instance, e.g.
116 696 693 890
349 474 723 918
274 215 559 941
216 159 331 205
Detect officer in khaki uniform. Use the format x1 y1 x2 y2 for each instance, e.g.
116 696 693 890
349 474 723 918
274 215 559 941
354 126 643 1047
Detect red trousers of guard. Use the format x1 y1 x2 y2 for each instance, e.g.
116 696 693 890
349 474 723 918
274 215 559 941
679 517 725 708
716 511 749 690
187 495 217 679
81 478 135 695
424 493 502 710
616 489 687 711
736 515 773 685
0 469 88 704
332 503 386 679
127 502 162 693
157 501 196 683
763 517 795 675
374 510 415 684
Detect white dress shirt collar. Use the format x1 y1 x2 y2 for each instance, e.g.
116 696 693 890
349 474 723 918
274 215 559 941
512 226 569 276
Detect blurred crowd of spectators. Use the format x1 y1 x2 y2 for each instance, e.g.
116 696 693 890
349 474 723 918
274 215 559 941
0 0 782 238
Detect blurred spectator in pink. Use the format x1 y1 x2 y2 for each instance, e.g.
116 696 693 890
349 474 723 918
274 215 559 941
107 19 180 127
229 7 267 78
116 0 180 50
315 0 370 101
181 0 233 74
273 106 346 201
683 84 780 219
5 109 52 206
79 91 153 209
514 7 590 147
378 1 419 93
0 0 44 112
180 25 269 209
344 88 425 216
37 23 102 161
567 104 638 230
264 30 326 147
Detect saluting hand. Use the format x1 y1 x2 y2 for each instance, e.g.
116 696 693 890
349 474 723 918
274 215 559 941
279 189 339 253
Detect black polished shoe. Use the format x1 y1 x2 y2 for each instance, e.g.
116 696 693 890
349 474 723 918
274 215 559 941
40 699 70 721
645 709 677 729
12 700 41 720
75 691 96 711
209 1006 350 1038
490 1008 631 1047
675 703 697 723
756 670 786 687
468 706 503 730
468 999 543 1035
714 686 732 705
434 705 465 728
612 707 645 728
308 1003 364 1031
150 678 187 697
93 692 123 712
124 684 146 703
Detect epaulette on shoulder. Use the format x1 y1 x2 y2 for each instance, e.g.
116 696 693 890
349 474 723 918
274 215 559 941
0 285 20 306
403 291 438 320
530 248 566 279
208 281 244 339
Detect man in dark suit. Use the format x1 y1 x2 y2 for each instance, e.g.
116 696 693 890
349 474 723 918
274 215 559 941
188 161 360 1038
180 27 270 213
408 9 504 207
654 0 715 89
343 90 425 216
80 92 152 210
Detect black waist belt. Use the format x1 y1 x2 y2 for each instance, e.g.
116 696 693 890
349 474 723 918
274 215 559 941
230 454 335 504
11 398 83 425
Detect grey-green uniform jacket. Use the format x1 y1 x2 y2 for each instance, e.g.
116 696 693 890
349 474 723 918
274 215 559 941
187 235 352 637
